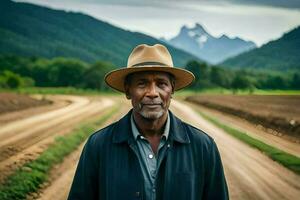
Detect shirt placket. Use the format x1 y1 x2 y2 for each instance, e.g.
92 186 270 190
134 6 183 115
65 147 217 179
140 136 168 200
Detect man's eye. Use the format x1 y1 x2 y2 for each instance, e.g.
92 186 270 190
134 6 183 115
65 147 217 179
158 82 167 87
137 82 146 86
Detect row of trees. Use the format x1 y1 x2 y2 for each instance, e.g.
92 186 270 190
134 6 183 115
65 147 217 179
185 61 300 90
0 55 115 90
0 55 299 90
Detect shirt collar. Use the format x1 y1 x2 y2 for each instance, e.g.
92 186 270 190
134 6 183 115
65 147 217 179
131 112 170 140
112 109 190 144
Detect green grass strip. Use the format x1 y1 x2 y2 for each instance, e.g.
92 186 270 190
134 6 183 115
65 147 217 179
0 87 121 95
197 111 300 175
0 105 119 200
174 88 300 96
2 87 299 96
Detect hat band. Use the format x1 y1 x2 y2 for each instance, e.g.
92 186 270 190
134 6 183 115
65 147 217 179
131 61 168 67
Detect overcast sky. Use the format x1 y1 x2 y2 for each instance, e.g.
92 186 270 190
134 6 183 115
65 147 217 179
16 0 300 46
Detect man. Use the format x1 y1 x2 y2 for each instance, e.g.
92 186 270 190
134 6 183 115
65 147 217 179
68 44 229 200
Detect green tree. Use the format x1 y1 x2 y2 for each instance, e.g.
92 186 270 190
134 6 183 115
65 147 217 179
231 74 253 90
291 73 300 89
185 61 212 89
0 70 22 88
210 66 232 88
82 61 115 90
30 59 52 87
47 58 87 87
263 75 288 89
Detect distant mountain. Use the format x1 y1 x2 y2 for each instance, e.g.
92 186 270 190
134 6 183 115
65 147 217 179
222 26 300 71
0 0 200 67
162 23 256 64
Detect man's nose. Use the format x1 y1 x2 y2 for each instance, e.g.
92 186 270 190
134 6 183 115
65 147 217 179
146 83 159 98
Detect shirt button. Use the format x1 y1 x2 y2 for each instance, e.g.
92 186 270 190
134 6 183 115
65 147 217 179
152 188 156 193
167 144 170 148
134 191 140 197
148 154 154 159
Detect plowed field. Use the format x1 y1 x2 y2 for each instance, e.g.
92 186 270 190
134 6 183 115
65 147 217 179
186 95 300 139
0 93 51 114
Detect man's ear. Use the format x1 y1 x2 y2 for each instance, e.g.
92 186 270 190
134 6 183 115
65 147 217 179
172 84 175 95
124 84 131 99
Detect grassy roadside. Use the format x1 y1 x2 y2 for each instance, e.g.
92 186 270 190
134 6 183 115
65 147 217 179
0 87 121 96
197 111 300 175
0 105 119 200
175 89 300 96
1 87 299 96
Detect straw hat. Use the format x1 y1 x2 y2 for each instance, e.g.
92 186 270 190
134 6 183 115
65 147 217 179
104 44 195 92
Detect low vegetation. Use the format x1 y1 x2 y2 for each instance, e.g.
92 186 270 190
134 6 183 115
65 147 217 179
185 61 300 91
0 105 119 200
197 111 300 175
175 88 300 97
1 55 300 92
9 87 118 95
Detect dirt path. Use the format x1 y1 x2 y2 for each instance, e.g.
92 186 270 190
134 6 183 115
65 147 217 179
5 97 299 200
0 95 116 183
184 100 300 157
0 95 70 125
35 97 131 200
170 100 300 200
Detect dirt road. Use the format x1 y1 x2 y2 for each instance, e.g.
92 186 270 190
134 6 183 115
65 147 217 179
36 100 131 200
1 96 299 199
0 95 115 183
170 100 300 200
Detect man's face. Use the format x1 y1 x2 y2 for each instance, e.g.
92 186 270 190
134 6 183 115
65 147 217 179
125 71 174 120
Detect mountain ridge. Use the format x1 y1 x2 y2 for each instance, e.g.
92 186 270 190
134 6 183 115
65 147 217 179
221 26 300 70
163 23 256 64
0 0 200 67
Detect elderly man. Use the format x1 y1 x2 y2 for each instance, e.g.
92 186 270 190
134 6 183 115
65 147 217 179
68 44 228 200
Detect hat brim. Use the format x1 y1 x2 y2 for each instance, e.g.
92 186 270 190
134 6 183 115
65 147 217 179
104 65 195 93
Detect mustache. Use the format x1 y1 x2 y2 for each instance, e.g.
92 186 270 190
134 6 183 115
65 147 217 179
140 100 162 105
138 101 163 109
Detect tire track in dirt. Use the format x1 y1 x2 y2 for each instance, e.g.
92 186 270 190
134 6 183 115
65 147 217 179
34 97 131 200
0 95 115 183
170 100 300 200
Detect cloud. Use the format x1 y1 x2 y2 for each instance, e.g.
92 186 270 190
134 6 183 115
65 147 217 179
68 0 300 9
230 0 300 9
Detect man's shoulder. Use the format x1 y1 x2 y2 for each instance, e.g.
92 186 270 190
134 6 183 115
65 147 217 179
87 122 117 147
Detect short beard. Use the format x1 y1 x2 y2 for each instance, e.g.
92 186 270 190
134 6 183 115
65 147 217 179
136 103 165 120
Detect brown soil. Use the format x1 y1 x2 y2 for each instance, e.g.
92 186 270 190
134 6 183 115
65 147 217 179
33 98 300 200
2 95 300 200
186 95 300 139
0 93 51 114
170 100 300 200
182 100 300 157
33 98 131 200
0 95 115 184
